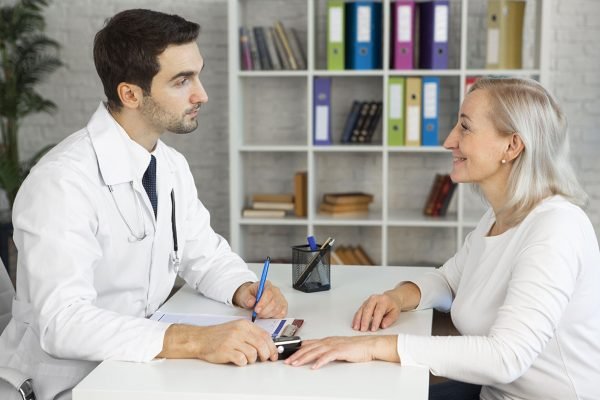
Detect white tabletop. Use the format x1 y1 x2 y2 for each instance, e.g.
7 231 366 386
74 265 433 400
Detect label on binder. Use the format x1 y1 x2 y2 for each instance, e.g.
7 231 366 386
407 106 420 142
397 5 412 42
487 28 499 64
390 84 403 119
329 7 343 42
434 5 448 43
315 105 330 142
423 82 438 119
357 6 371 42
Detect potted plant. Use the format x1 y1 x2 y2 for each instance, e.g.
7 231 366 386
0 0 62 208
0 0 62 270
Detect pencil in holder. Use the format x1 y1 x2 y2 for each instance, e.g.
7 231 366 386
292 244 331 293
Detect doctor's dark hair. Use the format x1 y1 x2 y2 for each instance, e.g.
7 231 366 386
93 9 200 111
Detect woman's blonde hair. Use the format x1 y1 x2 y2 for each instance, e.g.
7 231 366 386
468 77 587 226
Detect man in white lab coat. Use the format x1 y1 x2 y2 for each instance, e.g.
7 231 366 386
0 9 288 400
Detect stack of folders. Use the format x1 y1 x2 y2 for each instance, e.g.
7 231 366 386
389 0 450 70
485 0 526 69
319 192 373 217
339 101 383 144
327 0 450 71
423 174 457 217
387 76 440 147
239 22 306 71
331 245 375 266
327 0 382 70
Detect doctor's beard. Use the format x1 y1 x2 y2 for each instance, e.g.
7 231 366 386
140 95 200 134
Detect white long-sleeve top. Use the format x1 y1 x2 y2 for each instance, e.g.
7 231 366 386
397 196 600 400
0 103 257 400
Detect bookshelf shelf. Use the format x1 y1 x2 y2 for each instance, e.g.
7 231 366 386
240 217 308 226
465 68 541 76
239 71 309 77
239 145 309 152
228 0 550 266
313 145 384 152
387 146 450 153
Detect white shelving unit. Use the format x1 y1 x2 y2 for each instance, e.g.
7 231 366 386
228 0 551 266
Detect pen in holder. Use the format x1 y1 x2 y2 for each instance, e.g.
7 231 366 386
292 239 333 293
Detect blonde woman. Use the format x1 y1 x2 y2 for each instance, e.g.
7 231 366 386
286 78 600 400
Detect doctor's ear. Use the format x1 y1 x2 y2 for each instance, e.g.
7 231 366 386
116 82 144 109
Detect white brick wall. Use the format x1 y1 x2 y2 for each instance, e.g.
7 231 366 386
12 0 600 244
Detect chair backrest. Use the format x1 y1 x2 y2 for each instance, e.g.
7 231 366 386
0 259 14 333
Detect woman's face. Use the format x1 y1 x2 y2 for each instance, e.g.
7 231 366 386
443 89 510 188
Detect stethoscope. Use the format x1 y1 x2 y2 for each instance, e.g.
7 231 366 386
108 183 180 273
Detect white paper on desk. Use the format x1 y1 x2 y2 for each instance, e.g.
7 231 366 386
150 312 302 338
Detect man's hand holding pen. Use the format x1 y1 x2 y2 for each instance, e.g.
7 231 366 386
233 280 288 319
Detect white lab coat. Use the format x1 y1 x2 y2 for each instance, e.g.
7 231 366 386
0 103 257 400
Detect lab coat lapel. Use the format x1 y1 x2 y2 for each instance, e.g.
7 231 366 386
87 102 157 229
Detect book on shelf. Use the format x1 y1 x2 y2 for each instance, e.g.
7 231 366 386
330 249 345 265
252 193 294 203
433 175 457 216
253 27 272 70
242 209 286 218
264 27 283 70
319 202 369 213
357 101 382 143
423 174 444 216
239 27 253 71
353 245 375 266
340 100 362 143
239 21 306 71
253 201 295 211
248 28 261 70
334 245 374 266
272 26 291 70
286 25 307 70
348 101 372 143
423 174 456 217
294 171 308 217
323 192 374 205
274 21 298 70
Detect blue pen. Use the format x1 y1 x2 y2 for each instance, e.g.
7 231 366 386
252 256 271 322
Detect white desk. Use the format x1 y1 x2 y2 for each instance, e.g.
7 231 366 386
74 265 433 400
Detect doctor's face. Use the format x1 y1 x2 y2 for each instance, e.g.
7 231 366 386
140 42 208 134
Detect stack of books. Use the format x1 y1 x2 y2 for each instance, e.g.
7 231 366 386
239 21 306 71
331 245 374 266
319 192 373 217
423 174 457 217
242 171 308 219
340 100 383 144
242 193 294 218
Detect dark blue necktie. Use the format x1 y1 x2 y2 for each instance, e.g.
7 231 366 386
142 155 158 218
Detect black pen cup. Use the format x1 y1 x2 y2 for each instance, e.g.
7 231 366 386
292 244 331 293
